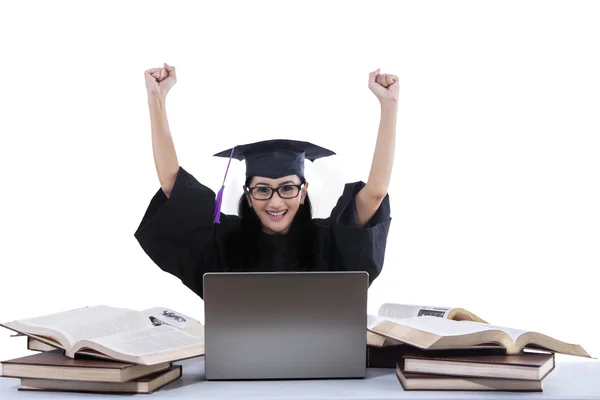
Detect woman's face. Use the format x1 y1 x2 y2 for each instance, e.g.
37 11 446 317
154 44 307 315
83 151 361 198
245 175 308 234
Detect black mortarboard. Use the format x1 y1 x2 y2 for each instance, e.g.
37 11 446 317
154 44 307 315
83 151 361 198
211 139 335 223
213 139 335 179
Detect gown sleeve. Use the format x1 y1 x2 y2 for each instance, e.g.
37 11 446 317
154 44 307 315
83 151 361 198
133 166 239 296
316 181 392 285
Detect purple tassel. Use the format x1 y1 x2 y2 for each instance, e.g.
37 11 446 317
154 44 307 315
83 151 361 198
213 186 224 223
213 146 235 224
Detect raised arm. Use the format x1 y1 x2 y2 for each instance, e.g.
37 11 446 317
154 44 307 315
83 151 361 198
144 63 180 197
355 69 399 228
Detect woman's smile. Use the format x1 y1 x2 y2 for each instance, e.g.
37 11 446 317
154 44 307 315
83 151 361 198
266 209 288 220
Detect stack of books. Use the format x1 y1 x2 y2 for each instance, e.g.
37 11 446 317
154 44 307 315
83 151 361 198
366 303 591 392
1 350 182 394
394 348 554 392
0 305 205 394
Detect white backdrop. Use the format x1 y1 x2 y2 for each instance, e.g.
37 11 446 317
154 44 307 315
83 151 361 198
0 1 598 364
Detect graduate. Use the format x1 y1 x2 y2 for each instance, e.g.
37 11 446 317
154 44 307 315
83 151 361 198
135 63 399 299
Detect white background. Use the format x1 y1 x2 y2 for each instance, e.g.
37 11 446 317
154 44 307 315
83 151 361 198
0 1 598 364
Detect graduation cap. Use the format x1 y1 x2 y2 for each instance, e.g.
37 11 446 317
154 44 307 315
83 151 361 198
211 139 335 223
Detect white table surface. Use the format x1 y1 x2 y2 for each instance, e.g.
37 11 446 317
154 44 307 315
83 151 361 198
2 357 600 399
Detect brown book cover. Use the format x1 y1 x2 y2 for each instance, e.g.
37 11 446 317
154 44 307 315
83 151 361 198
396 364 543 392
18 365 182 394
368 345 508 369
1 350 171 383
402 350 555 380
367 345 406 368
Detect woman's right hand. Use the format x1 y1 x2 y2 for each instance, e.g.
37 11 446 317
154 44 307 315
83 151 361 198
145 63 177 100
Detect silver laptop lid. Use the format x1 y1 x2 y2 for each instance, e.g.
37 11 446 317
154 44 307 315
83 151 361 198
203 271 368 380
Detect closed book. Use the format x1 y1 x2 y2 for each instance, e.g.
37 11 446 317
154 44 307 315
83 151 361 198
18 365 182 394
1 350 171 383
395 363 543 392
402 350 555 380
368 345 508 369
27 337 58 352
367 345 406 368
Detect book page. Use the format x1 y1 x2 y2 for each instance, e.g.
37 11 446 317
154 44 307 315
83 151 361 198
140 307 200 330
369 315 528 342
13 305 152 345
475 323 529 342
183 322 205 338
83 324 203 356
378 303 453 319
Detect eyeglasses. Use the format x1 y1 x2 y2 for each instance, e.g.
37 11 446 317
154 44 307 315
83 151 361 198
246 184 304 200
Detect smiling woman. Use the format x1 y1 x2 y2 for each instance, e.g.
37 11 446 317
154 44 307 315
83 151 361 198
134 63 398 299
245 177 304 234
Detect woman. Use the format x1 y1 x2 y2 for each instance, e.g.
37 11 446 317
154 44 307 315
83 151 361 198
135 63 399 299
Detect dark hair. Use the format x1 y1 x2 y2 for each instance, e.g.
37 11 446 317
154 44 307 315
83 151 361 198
222 176 319 272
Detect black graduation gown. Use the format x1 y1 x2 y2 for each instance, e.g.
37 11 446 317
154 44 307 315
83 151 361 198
134 167 392 299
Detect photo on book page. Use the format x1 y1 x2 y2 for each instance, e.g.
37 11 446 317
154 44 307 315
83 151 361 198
140 308 199 330
377 303 488 324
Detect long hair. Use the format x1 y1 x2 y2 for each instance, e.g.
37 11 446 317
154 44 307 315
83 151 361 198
223 176 319 271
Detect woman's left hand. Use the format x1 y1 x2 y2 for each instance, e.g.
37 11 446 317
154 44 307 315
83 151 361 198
368 68 399 104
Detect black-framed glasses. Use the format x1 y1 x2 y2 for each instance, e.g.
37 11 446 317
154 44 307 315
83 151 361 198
246 184 304 200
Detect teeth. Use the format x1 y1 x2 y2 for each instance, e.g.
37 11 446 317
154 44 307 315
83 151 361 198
267 210 286 216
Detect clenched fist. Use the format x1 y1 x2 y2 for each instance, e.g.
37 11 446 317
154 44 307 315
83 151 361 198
368 68 399 104
145 63 177 100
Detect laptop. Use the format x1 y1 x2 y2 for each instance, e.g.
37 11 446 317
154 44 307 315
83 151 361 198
203 271 368 380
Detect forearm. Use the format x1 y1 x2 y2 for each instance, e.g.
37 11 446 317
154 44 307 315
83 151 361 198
148 94 179 197
365 101 398 199
354 100 397 228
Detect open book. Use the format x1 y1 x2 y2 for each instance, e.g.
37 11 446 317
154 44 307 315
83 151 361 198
368 315 591 358
367 303 488 347
378 303 487 323
0 305 205 366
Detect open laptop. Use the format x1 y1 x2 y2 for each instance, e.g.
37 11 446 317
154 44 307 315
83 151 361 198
203 271 368 380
